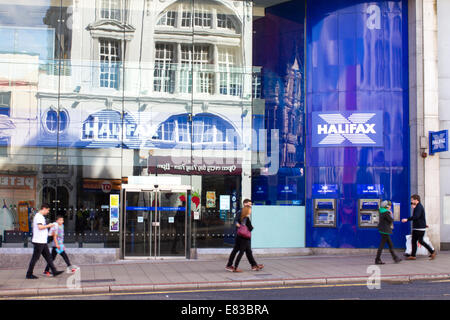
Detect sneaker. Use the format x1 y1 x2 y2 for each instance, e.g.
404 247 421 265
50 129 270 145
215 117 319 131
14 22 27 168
233 268 243 273
406 256 416 260
26 274 38 279
394 257 402 264
43 271 52 277
430 252 437 260
225 266 235 272
375 260 385 265
52 271 64 277
251 264 264 271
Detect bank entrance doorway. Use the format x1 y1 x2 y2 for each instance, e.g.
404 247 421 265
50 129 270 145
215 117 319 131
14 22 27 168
121 184 191 259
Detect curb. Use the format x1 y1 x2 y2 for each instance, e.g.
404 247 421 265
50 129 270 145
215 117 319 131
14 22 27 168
1 273 450 298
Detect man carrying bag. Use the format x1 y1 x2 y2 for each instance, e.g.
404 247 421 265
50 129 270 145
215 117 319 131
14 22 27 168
401 194 437 260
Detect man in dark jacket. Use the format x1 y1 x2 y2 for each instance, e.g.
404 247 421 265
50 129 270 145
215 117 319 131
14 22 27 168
402 194 436 260
375 200 401 264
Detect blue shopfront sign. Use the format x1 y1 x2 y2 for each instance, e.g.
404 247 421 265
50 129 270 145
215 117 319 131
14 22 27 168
357 184 384 196
429 130 448 155
312 184 338 197
254 185 267 197
278 184 297 195
312 111 383 147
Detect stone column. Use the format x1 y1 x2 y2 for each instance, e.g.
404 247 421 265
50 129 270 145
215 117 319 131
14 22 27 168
409 0 440 250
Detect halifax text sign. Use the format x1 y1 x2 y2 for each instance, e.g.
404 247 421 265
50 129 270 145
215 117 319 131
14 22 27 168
312 111 383 147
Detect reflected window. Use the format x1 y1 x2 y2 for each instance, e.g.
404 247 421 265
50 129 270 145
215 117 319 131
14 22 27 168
157 1 238 32
157 11 176 26
0 138 8 157
192 45 213 94
217 14 235 31
180 44 213 94
157 120 175 141
59 110 69 132
194 6 212 28
177 119 190 142
44 109 69 134
0 92 11 116
181 9 192 27
99 39 121 89
46 109 58 133
101 0 122 21
252 72 262 99
218 47 241 96
154 1 243 96
155 114 237 146
154 44 175 93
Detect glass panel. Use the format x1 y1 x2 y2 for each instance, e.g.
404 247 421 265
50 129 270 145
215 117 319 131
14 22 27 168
158 191 187 257
189 0 250 249
0 0 58 246
251 0 305 209
124 191 152 257
57 0 124 248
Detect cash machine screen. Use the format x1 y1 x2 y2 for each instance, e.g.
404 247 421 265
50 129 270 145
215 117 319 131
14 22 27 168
361 202 379 210
361 214 371 221
317 202 333 210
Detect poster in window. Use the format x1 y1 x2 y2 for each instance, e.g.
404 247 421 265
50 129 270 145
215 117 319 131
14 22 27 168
109 194 119 232
206 191 216 208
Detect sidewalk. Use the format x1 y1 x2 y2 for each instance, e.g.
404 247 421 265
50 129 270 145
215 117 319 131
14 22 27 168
1 251 449 298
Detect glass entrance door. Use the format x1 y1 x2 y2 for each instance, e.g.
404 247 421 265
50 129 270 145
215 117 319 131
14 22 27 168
123 187 190 258
124 191 152 257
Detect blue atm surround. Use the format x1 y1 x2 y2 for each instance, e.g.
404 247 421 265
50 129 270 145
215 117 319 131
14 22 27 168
305 0 411 248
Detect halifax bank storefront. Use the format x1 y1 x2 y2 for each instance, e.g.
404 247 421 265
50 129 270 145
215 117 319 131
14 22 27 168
0 0 410 258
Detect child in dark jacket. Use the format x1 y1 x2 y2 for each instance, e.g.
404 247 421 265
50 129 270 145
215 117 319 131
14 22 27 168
375 201 402 265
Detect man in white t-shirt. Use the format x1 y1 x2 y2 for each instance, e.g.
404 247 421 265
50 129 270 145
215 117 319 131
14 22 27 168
26 204 63 279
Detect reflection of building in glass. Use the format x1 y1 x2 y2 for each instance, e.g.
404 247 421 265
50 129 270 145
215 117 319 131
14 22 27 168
29 0 254 236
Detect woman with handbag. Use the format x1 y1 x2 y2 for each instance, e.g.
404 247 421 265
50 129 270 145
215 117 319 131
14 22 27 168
228 207 264 272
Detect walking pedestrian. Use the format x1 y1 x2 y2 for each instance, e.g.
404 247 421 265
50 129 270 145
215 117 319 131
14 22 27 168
225 199 252 272
43 215 77 276
401 194 437 260
25 204 63 279
226 206 263 273
375 200 401 265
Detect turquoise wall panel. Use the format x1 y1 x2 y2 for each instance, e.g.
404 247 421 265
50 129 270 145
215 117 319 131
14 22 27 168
251 206 305 248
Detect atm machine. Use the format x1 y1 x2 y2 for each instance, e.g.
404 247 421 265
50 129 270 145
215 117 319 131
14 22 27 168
313 199 337 228
358 199 380 228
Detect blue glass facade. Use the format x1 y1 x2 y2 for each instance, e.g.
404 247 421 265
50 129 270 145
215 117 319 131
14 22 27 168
305 0 410 248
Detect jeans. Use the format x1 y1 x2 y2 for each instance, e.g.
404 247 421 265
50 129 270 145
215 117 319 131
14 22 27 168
376 233 399 261
227 236 257 268
26 243 58 276
44 247 72 272
411 230 434 257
